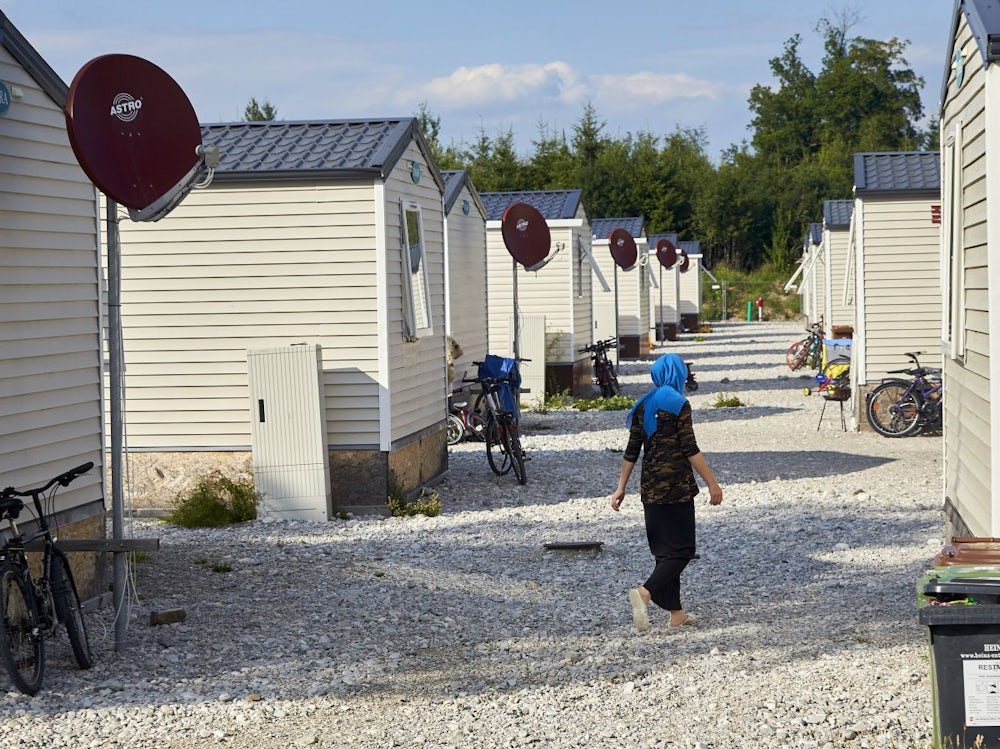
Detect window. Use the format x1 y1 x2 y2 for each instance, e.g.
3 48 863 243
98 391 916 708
400 200 432 340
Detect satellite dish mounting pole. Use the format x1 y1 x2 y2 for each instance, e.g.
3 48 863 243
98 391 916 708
613 265 620 365
106 198 127 652
512 258 520 362
658 264 664 345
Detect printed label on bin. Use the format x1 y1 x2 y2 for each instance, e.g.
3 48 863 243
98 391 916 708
964 660 1000 725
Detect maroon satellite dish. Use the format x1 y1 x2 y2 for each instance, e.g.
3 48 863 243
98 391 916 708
608 228 637 271
655 238 677 269
678 249 691 273
501 202 552 271
65 54 206 222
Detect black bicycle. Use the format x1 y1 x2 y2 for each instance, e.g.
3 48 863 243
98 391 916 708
0 462 95 695
865 352 943 438
465 368 526 484
580 338 620 397
786 322 824 371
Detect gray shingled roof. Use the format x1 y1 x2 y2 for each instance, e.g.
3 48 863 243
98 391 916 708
677 240 701 255
0 11 67 106
943 1 1000 111
823 199 853 229
441 170 485 217
853 151 940 195
591 217 644 240
647 232 679 250
480 190 582 221
809 223 823 245
201 119 444 191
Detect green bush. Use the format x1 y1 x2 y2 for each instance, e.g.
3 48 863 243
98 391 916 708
712 393 748 408
575 394 635 411
387 489 442 517
164 472 260 528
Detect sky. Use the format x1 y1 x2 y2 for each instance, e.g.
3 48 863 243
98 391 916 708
4 1 956 162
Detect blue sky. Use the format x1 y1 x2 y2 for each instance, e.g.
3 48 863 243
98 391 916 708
5 1 954 161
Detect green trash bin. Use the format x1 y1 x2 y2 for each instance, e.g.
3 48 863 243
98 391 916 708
919 572 1000 748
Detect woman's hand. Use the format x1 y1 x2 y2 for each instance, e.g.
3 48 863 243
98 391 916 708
609 489 625 511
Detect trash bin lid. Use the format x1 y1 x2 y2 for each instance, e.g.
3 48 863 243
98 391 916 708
924 577 1000 598
918 603 1000 626
936 540 1000 566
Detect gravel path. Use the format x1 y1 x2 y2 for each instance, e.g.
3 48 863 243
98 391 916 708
0 321 944 749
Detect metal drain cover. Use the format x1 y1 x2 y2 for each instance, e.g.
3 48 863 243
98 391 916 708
543 541 604 552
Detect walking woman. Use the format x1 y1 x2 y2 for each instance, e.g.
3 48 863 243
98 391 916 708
609 353 723 632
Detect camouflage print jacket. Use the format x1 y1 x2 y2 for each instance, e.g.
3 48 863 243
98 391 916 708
623 401 701 504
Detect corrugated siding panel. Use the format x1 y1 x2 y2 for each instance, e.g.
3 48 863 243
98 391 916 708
827 229 854 329
110 181 382 449
384 141 447 445
859 197 942 381
0 46 104 514
679 257 701 316
571 227 593 359
649 264 679 327
591 238 647 337
445 185 489 382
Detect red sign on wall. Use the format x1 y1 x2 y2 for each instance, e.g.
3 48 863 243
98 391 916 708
931 204 942 224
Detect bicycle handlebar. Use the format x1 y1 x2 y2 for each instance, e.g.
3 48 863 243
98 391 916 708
1 461 94 500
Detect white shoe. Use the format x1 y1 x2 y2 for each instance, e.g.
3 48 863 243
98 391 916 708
629 589 651 632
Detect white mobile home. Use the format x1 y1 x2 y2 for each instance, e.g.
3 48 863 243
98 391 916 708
441 169 489 389
677 240 703 331
822 199 855 335
647 232 680 341
480 190 595 396
940 0 1000 537
847 151 941 423
800 223 826 326
590 217 651 360
110 118 448 514
0 12 106 595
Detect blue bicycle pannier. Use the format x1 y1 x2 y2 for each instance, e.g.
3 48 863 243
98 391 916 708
477 355 521 419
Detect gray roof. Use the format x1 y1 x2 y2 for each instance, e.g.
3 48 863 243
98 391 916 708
0 11 66 107
677 240 701 255
853 151 940 195
591 217 644 240
647 232 679 250
480 190 582 221
823 199 854 229
809 223 823 246
942 1 1000 112
200 118 444 191
441 170 485 218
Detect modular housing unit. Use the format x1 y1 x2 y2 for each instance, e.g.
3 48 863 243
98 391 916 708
590 217 651 360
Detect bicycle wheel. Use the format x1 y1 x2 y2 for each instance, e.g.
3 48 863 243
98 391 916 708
866 381 923 437
446 414 464 445
486 416 513 476
465 411 486 441
806 341 823 370
606 364 621 396
0 566 44 695
786 341 807 370
49 549 93 669
507 428 527 485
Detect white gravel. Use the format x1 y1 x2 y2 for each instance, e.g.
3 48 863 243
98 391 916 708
0 321 945 749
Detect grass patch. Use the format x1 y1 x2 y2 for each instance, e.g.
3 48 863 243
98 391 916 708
195 557 233 573
532 388 573 413
388 489 442 517
163 472 260 528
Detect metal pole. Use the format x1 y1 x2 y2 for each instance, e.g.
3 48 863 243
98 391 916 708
658 264 663 344
106 199 127 652
512 257 520 362
613 266 620 366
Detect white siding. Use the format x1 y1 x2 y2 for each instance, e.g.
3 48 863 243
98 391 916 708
825 227 854 330
941 11 992 535
111 180 383 449
591 237 649 340
445 184 488 384
858 197 942 383
679 256 702 318
0 45 104 514
383 141 447 445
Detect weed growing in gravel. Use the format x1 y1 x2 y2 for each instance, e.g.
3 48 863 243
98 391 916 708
575 394 635 411
388 489 442 517
533 389 573 412
712 393 748 408
164 472 260 528
195 558 233 573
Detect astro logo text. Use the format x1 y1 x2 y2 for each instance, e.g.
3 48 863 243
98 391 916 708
109 93 142 122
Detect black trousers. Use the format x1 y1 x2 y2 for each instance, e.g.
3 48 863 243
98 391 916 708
642 500 696 611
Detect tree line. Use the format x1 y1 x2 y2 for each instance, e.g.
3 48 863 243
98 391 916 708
418 13 937 273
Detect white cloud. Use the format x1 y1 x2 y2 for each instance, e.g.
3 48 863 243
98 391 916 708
592 71 721 106
403 61 586 111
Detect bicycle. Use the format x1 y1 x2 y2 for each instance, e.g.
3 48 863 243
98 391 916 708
0 462 95 695
684 361 698 393
865 352 943 438
579 338 620 397
466 358 526 484
786 321 825 371
446 391 486 445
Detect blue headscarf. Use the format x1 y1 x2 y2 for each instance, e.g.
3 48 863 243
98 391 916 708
626 354 689 438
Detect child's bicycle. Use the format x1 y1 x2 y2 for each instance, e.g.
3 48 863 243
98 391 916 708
786 321 825 371
0 462 95 695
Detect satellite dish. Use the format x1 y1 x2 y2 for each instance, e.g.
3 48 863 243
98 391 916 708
65 54 207 222
655 238 677 269
608 228 637 271
501 202 552 271
678 248 691 273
